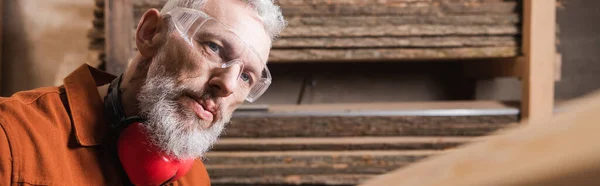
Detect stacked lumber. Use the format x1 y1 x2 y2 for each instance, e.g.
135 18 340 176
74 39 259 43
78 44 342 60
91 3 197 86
267 0 521 61
206 101 518 186
89 0 521 65
89 0 106 69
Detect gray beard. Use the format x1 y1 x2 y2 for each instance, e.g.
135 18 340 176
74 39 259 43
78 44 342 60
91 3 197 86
137 61 229 160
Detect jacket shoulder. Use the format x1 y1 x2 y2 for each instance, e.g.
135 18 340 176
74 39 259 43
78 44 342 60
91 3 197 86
0 86 67 128
0 87 61 106
174 160 211 186
0 86 72 185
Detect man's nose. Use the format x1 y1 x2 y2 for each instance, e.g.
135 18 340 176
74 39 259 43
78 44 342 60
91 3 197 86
208 65 241 98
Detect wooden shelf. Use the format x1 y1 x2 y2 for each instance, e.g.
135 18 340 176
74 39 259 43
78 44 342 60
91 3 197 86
99 1 558 185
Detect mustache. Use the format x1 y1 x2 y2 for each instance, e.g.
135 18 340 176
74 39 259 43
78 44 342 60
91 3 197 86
180 88 224 119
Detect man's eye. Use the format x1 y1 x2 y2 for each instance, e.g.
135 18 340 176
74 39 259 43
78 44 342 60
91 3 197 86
207 42 220 53
240 72 252 83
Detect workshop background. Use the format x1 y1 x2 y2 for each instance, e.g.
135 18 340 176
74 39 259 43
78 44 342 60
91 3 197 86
2 0 599 185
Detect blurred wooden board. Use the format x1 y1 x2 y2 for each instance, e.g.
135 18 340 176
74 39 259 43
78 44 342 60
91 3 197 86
360 90 600 186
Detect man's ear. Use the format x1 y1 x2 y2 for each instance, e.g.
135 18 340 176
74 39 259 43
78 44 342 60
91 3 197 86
135 9 165 58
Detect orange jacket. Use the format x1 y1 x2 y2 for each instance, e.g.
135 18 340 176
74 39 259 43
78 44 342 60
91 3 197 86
0 64 210 185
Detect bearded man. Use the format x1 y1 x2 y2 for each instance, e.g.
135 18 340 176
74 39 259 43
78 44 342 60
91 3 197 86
0 0 286 185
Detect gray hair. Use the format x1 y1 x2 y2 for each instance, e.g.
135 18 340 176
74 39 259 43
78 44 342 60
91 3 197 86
160 0 287 40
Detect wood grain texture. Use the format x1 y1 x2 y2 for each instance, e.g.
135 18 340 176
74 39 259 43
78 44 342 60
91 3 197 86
116 0 523 62
90 0 524 62
285 15 519 27
205 150 439 176
274 36 517 48
280 25 519 37
225 115 517 138
211 174 373 186
269 47 519 62
212 137 475 151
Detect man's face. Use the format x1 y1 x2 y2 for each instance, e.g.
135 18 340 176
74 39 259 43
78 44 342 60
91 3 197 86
137 0 272 159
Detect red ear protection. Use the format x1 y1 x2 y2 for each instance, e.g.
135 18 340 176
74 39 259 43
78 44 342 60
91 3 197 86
104 75 196 185
117 122 195 185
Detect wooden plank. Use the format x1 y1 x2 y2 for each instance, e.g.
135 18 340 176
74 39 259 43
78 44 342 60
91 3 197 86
284 15 520 27
280 1 518 16
105 0 133 75
269 47 519 62
521 0 556 121
280 25 518 37
276 0 457 5
205 150 440 176
228 102 518 138
265 101 519 113
212 137 476 151
225 115 517 138
273 36 517 49
211 174 374 186
359 90 600 186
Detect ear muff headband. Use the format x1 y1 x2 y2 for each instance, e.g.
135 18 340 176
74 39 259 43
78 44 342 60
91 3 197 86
104 74 144 128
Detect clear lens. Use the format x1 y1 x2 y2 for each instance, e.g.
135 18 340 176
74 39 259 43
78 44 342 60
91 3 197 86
166 8 272 102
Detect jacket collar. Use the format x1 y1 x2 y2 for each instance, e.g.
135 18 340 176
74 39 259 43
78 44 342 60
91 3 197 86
63 64 116 146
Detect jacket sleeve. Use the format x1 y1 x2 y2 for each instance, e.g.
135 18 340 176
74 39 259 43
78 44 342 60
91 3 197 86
0 124 12 185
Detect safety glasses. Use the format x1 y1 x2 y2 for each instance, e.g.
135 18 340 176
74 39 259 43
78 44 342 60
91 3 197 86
164 7 271 102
